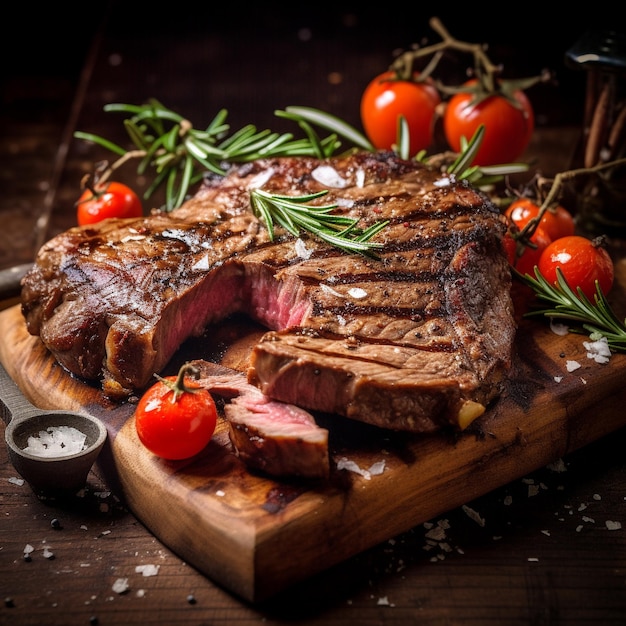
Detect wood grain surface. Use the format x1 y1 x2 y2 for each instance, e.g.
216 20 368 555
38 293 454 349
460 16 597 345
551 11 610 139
2 264 626 602
2 6 625 621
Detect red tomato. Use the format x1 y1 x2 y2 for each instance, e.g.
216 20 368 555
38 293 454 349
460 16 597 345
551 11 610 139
505 198 575 241
443 79 534 166
77 181 143 226
504 226 552 277
135 363 217 460
360 71 441 156
538 235 614 300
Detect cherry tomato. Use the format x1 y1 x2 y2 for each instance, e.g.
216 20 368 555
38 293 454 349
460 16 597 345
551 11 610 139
77 180 143 226
360 71 441 156
538 235 614 300
505 198 575 241
135 363 217 460
504 226 552 277
443 79 534 166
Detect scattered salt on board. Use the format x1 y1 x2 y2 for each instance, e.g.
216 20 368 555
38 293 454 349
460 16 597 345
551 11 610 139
583 336 612 364
22 426 87 457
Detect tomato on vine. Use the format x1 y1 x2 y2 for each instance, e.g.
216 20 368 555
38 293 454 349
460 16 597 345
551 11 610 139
135 363 217 460
504 226 552 277
77 178 143 226
505 198 575 241
443 79 534 166
360 71 441 156
538 235 614 301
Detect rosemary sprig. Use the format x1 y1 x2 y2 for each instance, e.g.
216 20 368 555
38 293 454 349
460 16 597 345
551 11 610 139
416 124 529 185
74 100 361 212
250 189 388 256
519 266 626 352
74 100 526 215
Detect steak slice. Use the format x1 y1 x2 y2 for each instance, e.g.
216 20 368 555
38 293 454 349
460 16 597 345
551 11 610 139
20 151 516 433
189 360 329 480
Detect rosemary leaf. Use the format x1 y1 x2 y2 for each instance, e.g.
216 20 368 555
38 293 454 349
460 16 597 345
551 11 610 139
250 188 387 256
281 106 374 151
163 124 180 153
396 116 410 161
447 126 484 175
165 167 178 212
73 131 127 157
184 137 209 160
258 133 296 155
519 266 626 352
175 156 195 208
217 124 260 151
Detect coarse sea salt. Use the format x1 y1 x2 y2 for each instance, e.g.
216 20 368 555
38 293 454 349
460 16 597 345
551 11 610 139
583 336 612 364
23 426 87 458
311 165 348 188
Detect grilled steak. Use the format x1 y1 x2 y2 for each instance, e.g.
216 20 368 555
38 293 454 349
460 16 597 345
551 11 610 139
189 359 329 479
20 151 516 433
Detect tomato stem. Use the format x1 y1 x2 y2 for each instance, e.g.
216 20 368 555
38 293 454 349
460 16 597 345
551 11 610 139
510 157 626 250
388 16 550 105
154 362 201 403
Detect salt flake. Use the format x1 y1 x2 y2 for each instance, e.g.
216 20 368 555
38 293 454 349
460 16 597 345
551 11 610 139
248 168 274 189
368 460 386 476
112 578 130 594
348 287 367 299
461 505 485 527
42 547 54 559
547 458 567 473
606 520 622 530
320 283 343 298
311 165 348 188
583 336 611 364
550 319 569 336
336 457 386 480
566 360 581 372
135 564 160 577
528 484 540 497
425 526 447 541
295 238 312 260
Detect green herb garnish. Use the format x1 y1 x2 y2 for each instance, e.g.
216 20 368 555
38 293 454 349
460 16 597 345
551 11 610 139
250 189 388 257
74 100 374 212
519 266 626 352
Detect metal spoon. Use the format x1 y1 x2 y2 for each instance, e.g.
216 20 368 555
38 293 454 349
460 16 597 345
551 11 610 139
0 360 107 497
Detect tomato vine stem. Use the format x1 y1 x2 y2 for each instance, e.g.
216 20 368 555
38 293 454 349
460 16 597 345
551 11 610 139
388 16 550 108
154 362 201 403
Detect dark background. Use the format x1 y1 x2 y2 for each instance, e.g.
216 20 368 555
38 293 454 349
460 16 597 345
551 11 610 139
4 3 621 129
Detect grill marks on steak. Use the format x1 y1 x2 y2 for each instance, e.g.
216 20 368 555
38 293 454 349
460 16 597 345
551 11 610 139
20 151 515 433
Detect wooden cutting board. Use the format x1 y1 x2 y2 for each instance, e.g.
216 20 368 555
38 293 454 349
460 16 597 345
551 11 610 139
2 268 626 602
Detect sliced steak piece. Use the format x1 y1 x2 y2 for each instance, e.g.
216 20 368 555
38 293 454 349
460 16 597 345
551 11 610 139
189 360 329 479
21 151 515 433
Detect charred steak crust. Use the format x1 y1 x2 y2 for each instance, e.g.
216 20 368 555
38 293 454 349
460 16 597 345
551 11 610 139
21 151 516 432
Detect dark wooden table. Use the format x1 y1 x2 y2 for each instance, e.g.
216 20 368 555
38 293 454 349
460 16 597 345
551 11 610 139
2 5 625 625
